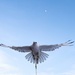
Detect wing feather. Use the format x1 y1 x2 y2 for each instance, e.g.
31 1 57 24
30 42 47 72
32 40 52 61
39 40 74 51
39 44 60 51
0 44 31 52
10 46 31 52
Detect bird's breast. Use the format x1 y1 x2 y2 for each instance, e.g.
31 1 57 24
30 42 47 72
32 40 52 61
32 45 39 53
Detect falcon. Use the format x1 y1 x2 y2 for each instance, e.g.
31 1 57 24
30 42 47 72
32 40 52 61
0 40 74 70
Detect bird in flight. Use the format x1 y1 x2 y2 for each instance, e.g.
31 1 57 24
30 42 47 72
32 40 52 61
0 40 74 75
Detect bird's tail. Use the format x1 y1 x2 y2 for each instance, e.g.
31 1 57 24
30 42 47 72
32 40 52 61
25 53 38 75
25 52 35 63
39 52 49 63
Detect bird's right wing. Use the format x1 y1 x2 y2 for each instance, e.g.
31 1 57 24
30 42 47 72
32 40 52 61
39 40 74 51
0 44 31 52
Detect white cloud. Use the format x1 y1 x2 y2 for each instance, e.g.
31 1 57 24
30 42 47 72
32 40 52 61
38 70 75 75
62 69 75 75
0 49 75 75
0 63 17 71
0 50 20 75
60 64 75 75
0 50 7 62
38 64 75 75
38 72 55 75
38 72 49 75
61 70 75 75
0 73 21 75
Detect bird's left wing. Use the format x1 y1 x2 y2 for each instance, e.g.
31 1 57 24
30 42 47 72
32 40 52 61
39 40 74 51
0 44 31 52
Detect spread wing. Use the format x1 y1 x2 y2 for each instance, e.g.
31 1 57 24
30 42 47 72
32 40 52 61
39 40 74 51
0 44 31 52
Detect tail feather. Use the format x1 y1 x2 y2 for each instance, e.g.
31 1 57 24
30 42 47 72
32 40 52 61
30 56 33 63
39 52 49 63
41 53 46 60
39 55 43 63
25 53 31 59
25 52 34 63
40 53 44 62
25 52 49 64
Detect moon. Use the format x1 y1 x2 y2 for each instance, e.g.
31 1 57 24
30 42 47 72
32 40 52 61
45 10 47 13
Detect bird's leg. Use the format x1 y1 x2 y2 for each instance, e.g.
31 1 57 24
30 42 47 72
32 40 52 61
35 60 37 75
35 63 37 69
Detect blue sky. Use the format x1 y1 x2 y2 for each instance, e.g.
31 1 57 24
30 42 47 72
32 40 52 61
0 0 75 75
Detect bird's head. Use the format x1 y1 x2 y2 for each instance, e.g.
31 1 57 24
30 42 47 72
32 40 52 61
33 42 37 45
